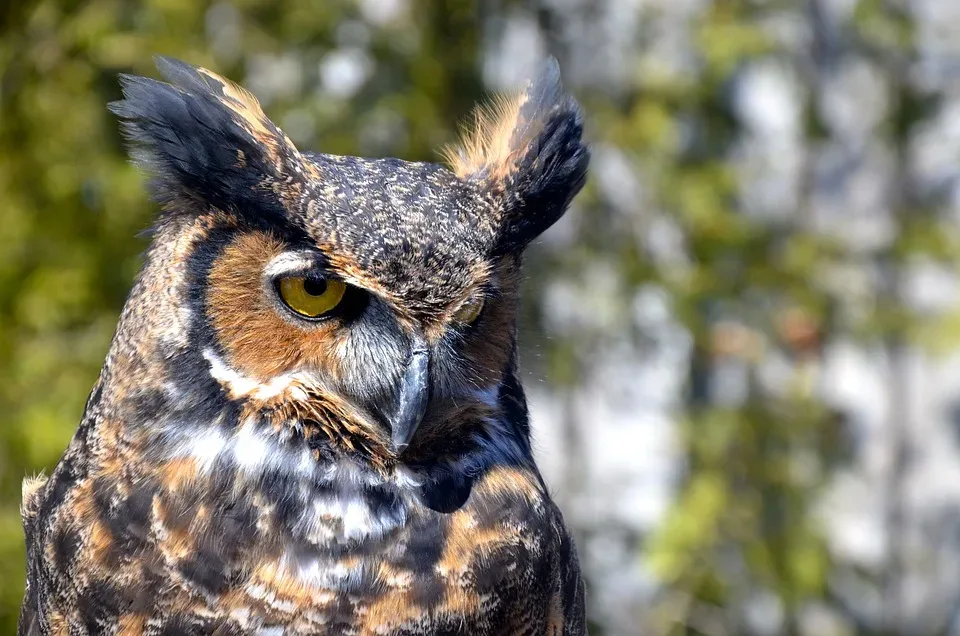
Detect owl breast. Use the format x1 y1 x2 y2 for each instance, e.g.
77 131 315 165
23 401 570 635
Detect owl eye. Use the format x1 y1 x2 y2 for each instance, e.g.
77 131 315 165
452 296 484 325
277 276 347 319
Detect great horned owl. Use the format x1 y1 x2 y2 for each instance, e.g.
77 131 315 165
20 56 588 635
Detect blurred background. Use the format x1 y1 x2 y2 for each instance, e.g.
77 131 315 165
3 0 960 634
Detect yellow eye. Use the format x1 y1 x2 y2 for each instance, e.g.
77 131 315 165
452 296 484 324
277 276 346 319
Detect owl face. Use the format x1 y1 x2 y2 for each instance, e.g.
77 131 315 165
110 57 587 464
194 183 520 458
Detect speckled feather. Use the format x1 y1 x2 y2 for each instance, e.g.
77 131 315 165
20 57 588 635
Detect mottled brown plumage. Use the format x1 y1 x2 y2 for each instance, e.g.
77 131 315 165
20 56 589 635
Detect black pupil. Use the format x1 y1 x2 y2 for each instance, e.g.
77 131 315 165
303 278 328 296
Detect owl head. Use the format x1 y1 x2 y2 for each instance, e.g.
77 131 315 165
108 57 587 466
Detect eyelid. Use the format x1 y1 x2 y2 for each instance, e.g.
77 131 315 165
452 283 498 326
470 281 502 303
264 252 340 282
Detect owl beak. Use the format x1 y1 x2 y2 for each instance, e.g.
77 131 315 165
390 346 430 455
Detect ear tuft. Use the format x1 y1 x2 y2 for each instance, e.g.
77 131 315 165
109 56 312 219
444 58 589 251
442 92 529 183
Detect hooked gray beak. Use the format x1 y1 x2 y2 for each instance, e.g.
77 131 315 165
389 345 430 454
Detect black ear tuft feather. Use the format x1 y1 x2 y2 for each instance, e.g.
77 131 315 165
109 56 309 220
444 58 589 252
501 60 588 251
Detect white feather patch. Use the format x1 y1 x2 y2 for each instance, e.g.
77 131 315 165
232 421 272 472
263 251 317 278
187 427 229 473
202 348 305 401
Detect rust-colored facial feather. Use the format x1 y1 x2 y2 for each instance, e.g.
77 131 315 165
206 230 340 383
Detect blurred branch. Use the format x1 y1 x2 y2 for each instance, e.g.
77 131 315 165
647 589 734 636
878 14 915 634
824 568 878 634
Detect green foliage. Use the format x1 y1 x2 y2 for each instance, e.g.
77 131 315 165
631 0 960 632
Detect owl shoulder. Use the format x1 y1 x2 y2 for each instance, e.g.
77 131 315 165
443 462 585 633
